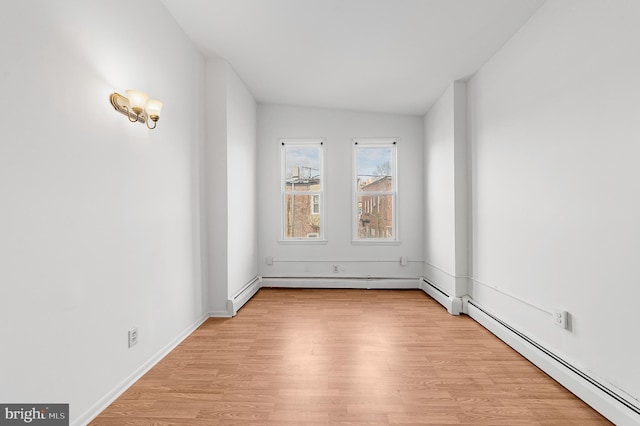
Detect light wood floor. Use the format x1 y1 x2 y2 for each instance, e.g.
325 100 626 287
91 289 611 425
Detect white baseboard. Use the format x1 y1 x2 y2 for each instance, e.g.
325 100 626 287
419 278 463 315
261 277 420 289
467 301 640 426
74 313 210 426
209 309 233 318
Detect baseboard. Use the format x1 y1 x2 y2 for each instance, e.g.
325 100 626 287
419 278 463 315
467 300 640 426
209 309 233 318
261 277 419 289
74 313 210 426
228 276 261 316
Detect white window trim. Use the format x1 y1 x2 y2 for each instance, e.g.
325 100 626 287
280 138 326 243
352 137 399 244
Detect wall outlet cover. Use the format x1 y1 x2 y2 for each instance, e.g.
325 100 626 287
553 310 568 329
128 328 138 348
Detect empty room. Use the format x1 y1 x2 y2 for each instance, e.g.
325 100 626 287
1 0 639 425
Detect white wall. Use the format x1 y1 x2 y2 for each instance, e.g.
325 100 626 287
424 87 456 274
0 0 207 424
205 60 258 313
467 0 640 407
204 59 229 314
226 66 258 297
423 81 469 297
258 105 424 279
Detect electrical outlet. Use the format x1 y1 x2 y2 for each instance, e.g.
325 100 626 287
266 256 273 265
333 265 339 273
128 328 138 348
553 310 568 329
400 256 408 266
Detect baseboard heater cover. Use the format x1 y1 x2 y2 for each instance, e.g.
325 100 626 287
260 277 419 290
227 276 261 317
467 300 640 426
420 278 463 315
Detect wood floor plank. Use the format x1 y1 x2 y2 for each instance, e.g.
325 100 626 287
90 289 612 425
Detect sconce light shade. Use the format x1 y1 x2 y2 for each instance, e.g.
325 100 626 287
144 99 163 129
125 89 149 114
145 99 163 119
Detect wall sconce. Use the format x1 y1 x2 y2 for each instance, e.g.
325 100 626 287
110 90 163 129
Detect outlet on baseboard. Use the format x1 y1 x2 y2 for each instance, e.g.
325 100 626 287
128 327 138 348
553 310 568 329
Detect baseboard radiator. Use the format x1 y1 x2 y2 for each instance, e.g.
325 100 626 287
419 278 463 315
466 300 639 425
414 281 638 426
260 277 419 290
227 276 419 316
227 276 261 316
421 278 639 424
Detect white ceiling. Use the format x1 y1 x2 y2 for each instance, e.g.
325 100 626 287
162 0 544 115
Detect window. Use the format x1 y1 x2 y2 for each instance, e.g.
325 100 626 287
311 194 320 215
353 138 397 242
281 139 324 241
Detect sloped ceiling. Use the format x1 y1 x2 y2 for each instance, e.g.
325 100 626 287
163 0 544 115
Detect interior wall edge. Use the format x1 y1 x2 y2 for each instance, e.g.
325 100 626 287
423 262 469 297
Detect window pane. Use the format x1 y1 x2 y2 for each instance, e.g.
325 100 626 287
285 194 321 238
311 194 320 215
356 147 393 192
356 194 393 239
284 147 321 191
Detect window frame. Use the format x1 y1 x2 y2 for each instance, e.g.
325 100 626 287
280 138 326 243
352 138 399 244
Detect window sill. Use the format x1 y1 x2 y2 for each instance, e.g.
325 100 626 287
351 239 401 246
279 239 328 245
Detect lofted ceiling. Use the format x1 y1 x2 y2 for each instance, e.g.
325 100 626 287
162 0 544 115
